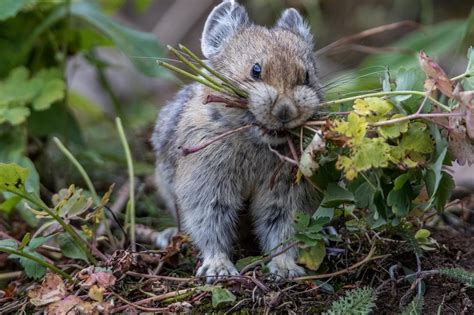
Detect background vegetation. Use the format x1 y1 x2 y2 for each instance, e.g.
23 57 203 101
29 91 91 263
0 0 473 313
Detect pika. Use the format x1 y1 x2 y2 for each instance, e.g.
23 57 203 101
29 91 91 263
152 0 323 281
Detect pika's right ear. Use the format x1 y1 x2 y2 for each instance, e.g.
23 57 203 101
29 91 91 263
201 0 250 58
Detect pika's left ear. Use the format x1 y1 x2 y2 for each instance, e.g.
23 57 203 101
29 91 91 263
275 8 313 46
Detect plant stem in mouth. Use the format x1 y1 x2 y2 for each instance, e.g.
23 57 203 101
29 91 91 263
181 125 254 156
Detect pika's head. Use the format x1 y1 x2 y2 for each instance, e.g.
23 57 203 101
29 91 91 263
202 0 323 144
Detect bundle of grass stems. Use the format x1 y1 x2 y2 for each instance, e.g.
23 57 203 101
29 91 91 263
156 44 326 177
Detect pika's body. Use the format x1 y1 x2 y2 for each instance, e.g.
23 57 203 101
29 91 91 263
152 0 323 280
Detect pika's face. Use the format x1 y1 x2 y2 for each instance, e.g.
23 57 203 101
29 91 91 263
202 1 322 145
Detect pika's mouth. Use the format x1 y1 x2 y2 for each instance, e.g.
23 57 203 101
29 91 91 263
259 126 288 138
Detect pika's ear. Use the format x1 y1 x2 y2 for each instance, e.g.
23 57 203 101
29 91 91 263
275 8 313 46
201 0 250 58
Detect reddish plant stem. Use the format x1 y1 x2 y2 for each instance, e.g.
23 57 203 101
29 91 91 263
204 94 248 109
370 112 465 127
287 136 299 162
181 125 254 156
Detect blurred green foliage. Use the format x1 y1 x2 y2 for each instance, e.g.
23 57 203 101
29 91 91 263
0 0 166 223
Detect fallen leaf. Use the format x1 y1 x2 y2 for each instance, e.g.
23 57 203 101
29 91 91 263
79 267 116 289
88 285 105 302
28 273 67 306
45 296 88 315
419 50 453 97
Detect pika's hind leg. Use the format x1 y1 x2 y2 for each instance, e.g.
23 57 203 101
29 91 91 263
175 161 242 283
251 186 305 279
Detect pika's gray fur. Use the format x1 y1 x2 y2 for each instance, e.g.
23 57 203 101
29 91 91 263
152 0 322 282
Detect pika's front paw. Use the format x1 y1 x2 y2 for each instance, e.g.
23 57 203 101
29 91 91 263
197 254 238 283
267 255 306 280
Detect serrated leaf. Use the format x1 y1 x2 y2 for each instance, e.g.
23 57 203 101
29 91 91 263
321 183 354 207
334 113 367 145
353 97 393 121
378 115 409 139
57 233 89 262
211 287 236 308
0 163 28 195
11 250 47 279
298 240 326 271
387 183 412 217
295 212 311 230
400 122 434 154
0 67 65 125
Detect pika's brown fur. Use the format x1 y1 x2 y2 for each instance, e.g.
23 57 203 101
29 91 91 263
152 0 322 282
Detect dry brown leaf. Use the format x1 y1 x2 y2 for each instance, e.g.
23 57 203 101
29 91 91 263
419 50 453 97
448 125 474 166
78 267 116 290
28 273 67 306
88 285 105 302
45 296 89 315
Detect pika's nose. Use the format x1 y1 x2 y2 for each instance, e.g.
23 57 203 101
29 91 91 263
272 102 298 124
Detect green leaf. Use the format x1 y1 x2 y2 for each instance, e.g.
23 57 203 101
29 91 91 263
235 256 263 272
400 296 424 315
323 287 376 315
57 233 88 262
394 173 412 190
400 122 434 154
295 212 311 230
211 287 236 308
11 250 47 279
353 97 393 121
313 207 334 221
415 229 431 240
29 235 55 250
0 0 35 21
378 115 409 139
69 2 167 77
0 239 18 249
362 20 466 71
321 183 354 207
298 240 326 271
440 268 474 288
434 173 455 211
0 163 28 195
394 68 424 106
387 183 412 217
0 67 65 125
334 113 367 145
353 182 375 208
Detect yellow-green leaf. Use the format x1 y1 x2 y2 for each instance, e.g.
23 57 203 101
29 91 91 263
353 97 393 121
378 115 409 139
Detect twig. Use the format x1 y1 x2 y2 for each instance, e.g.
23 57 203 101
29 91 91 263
204 94 248 109
293 244 389 282
111 288 195 313
0 271 22 281
369 112 464 127
126 271 195 282
111 293 168 313
316 21 419 55
0 247 72 281
181 125 254 156
287 136 299 162
267 145 299 166
319 90 450 111
53 137 99 203
116 118 136 252
240 242 298 274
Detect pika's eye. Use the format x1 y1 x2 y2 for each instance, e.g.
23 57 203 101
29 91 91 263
304 71 310 85
251 63 262 80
